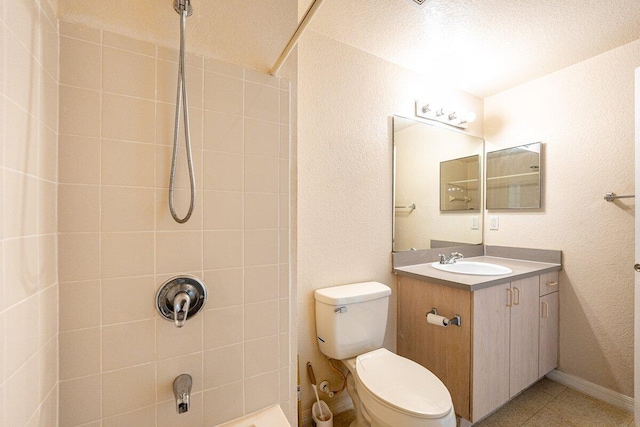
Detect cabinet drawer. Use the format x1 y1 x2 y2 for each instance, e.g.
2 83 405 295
539 271 559 296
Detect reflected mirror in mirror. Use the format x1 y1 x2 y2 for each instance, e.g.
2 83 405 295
440 155 480 211
393 116 484 252
486 142 542 209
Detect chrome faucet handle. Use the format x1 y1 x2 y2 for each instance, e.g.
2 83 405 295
438 254 447 264
156 276 207 328
449 252 464 263
173 292 191 328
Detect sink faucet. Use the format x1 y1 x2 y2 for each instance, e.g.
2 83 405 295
438 252 464 264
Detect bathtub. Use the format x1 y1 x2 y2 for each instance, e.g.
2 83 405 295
217 405 291 427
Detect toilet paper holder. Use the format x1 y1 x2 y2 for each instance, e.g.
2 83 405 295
426 308 461 327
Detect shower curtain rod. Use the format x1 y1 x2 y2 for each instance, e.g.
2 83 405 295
270 0 326 76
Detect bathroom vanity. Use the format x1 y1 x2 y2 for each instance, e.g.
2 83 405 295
394 255 561 423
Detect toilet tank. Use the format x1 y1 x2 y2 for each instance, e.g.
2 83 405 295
314 282 391 360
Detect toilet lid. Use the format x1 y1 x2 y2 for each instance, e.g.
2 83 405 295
355 349 452 419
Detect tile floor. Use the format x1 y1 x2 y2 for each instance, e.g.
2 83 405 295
331 378 634 427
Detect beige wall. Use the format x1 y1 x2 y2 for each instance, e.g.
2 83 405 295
0 0 59 426
57 21 294 426
297 30 484 419
484 39 640 397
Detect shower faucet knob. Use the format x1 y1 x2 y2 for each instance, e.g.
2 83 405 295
156 276 207 328
173 291 192 328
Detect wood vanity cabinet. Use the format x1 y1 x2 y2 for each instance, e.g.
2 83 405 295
397 271 559 422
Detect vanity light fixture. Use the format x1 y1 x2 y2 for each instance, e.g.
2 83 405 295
415 100 476 129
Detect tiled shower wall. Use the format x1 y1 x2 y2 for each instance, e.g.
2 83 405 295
0 0 59 426
57 21 293 426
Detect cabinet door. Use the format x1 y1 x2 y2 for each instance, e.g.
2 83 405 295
471 282 510 421
397 277 472 420
539 291 559 376
509 276 540 397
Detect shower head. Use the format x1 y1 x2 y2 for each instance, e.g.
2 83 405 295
174 0 193 17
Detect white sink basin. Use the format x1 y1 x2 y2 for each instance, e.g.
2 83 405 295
431 261 512 276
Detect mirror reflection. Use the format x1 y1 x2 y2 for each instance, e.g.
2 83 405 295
440 155 480 212
486 142 542 209
393 116 484 252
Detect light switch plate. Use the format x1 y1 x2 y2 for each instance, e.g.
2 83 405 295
490 216 499 230
471 216 479 230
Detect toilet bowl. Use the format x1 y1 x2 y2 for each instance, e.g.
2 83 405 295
343 349 455 427
314 282 456 427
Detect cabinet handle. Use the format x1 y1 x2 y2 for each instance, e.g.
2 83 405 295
513 287 520 306
506 288 512 307
547 281 558 287
541 301 549 318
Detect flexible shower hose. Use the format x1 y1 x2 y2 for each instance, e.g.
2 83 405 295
169 5 196 223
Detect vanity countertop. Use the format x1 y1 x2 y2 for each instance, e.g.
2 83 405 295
393 256 561 291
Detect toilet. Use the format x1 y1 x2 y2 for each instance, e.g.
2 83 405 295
314 282 456 427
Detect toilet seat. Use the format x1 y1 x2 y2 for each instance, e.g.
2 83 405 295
354 348 453 419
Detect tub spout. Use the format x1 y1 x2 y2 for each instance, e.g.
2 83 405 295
173 374 192 414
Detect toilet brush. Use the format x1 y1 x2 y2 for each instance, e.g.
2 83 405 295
306 362 327 422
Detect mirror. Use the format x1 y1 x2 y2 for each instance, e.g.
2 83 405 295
440 155 480 211
393 116 484 252
486 142 542 209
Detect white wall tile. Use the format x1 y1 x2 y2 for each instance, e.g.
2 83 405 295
244 336 278 378
245 192 279 229
102 319 156 370
204 72 243 115
54 24 293 426
204 344 243 388
204 306 243 349
244 300 278 340
59 375 102 426
244 265 278 304
59 280 101 331
59 328 101 380
244 371 279 414
203 382 244 426
102 363 156 418
156 316 203 360
245 118 279 157
244 82 279 123
203 268 243 309
244 155 279 193
203 111 243 154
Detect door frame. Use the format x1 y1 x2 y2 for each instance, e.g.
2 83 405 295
634 66 639 425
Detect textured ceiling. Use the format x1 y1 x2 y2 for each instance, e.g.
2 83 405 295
56 0 640 96
306 0 640 97
56 0 298 74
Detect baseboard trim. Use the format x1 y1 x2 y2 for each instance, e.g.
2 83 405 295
301 394 353 427
546 369 634 413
